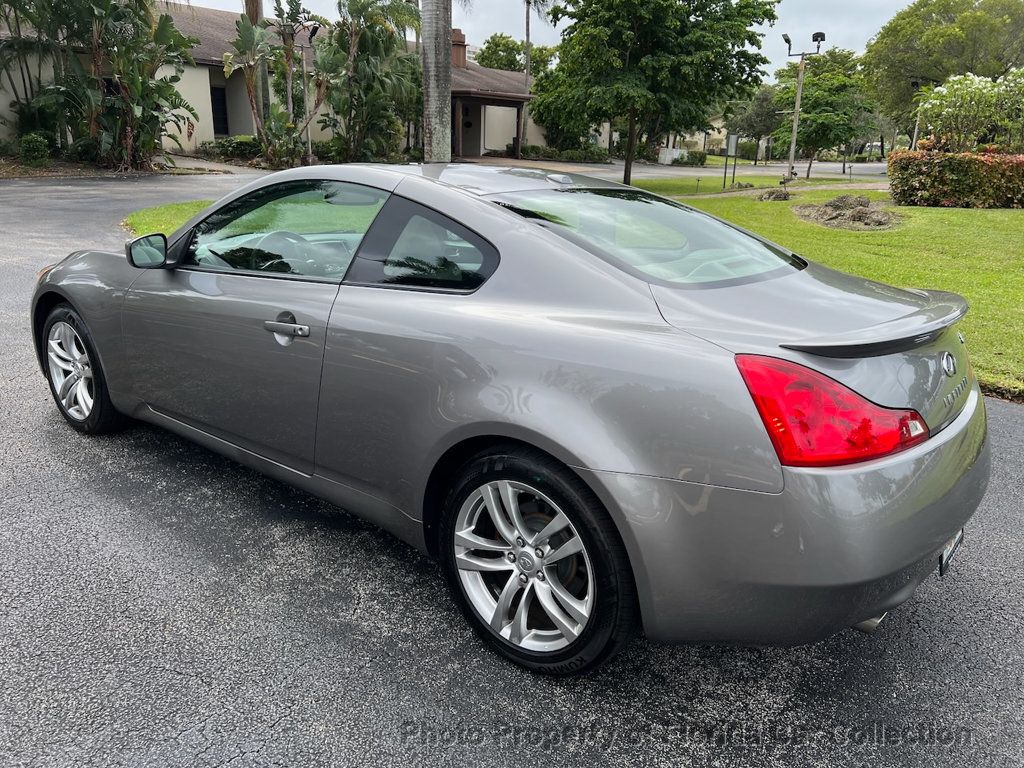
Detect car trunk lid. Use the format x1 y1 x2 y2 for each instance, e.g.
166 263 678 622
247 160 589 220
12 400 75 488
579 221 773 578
651 262 975 432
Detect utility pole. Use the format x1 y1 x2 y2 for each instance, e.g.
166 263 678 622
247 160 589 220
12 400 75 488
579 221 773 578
782 31 825 180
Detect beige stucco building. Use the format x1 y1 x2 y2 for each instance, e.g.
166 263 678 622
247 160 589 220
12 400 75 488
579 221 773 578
1 2 545 156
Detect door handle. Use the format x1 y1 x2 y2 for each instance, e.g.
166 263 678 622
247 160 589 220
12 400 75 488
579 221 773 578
263 320 310 337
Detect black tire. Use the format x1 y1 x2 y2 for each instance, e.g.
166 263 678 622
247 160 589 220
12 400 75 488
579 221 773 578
439 445 639 675
41 303 127 435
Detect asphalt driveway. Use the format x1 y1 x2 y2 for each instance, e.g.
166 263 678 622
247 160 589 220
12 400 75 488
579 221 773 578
0 173 1022 767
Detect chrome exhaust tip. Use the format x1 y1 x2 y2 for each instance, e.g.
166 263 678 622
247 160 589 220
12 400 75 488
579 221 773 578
853 613 888 634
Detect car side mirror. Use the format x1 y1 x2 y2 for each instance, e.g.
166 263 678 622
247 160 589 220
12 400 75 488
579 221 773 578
126 233 168 269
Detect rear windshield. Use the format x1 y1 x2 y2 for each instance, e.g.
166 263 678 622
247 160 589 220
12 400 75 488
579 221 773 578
489 188 803 288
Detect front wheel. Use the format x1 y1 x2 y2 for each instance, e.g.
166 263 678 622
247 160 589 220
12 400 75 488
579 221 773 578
42 303 126 434
440 447 638 675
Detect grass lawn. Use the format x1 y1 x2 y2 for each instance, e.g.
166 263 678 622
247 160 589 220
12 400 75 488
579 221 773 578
686 189 1024 398
631 175 848 197
126 189 1024 397
124 200 211 236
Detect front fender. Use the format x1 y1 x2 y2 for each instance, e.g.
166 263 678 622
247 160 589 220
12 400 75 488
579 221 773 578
32 250 142 412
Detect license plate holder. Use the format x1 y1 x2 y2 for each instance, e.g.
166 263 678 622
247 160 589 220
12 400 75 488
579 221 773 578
939 528 965 577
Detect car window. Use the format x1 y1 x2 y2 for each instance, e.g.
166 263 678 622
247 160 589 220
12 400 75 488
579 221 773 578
489 188 803 288
185 180 389 280
344 196 499 291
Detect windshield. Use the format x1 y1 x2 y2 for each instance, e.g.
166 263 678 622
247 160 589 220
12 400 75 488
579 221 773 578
488 188 803 288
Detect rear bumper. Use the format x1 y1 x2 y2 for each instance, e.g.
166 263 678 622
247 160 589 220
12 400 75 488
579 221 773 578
579 385 991 645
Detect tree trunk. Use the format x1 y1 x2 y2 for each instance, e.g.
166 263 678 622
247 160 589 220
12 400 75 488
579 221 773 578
518 0 531 155
805 153 813 179
244 0 270 120
420 0 452 162
879 133 886 159
623 108 637 185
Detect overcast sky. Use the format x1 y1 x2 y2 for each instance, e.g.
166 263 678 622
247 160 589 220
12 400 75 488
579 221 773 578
195 0 914 77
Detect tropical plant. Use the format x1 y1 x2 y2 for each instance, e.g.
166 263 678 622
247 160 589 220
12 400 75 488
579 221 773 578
223 16 277 150
316 15 421 161
24 0 199 170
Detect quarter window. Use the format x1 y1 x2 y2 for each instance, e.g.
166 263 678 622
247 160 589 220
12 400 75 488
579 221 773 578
185 180 389 280
345 196 499 291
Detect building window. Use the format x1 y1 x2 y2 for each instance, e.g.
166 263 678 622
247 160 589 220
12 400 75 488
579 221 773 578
211 86 229 137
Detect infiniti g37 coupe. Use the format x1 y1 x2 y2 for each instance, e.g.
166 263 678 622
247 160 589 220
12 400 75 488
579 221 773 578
31 164 990 675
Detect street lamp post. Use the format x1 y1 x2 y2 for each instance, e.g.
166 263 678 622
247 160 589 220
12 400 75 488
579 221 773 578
783 31 826 181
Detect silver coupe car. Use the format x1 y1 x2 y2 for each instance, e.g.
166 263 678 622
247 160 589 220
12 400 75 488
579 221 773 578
31 164 990 675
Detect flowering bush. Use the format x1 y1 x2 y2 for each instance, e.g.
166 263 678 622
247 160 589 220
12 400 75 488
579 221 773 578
917 69 1024 153
889 151 1024 208
918 75 1001 153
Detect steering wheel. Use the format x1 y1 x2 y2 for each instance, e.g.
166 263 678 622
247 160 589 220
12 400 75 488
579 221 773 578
254 230 308 269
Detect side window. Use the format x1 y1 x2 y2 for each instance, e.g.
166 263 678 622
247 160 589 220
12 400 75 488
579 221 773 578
186 180 389 280
345 196 499 291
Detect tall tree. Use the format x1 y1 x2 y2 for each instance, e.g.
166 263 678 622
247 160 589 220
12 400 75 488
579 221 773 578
476 32 522 71
725 85 782 164
420 0 451 161
550 0 777 184
862 0 1024 127
773 49 876 178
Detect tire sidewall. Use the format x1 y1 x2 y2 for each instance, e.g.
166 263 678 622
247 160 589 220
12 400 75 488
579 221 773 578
440 451 626 675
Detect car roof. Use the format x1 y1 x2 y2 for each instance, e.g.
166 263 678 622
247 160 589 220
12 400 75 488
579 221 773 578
348 163 626 196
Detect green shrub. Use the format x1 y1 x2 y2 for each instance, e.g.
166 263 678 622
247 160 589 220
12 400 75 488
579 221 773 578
0 138 16 157
198 134 262 160
852 154 870 163
672 150 707 167
738 140 759 161
889 150 1024 208
18 133 50 167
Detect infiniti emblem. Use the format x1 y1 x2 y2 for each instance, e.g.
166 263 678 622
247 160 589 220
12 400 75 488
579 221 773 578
518 553 535 571
941 352 957 378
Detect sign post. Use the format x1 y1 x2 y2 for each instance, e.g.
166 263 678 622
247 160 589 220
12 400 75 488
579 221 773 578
723 133 740 190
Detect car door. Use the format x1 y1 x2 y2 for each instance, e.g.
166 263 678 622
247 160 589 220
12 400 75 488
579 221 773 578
123 179 390 474
314 193 501 505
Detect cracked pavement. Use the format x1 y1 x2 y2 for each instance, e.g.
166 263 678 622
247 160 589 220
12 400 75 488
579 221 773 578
1 173 1022 767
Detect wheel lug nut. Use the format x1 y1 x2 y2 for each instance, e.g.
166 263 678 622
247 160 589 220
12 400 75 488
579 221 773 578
518 573 529 584
535 548 543 559
506 552 516 563
516 537 525 547
537 571 545 581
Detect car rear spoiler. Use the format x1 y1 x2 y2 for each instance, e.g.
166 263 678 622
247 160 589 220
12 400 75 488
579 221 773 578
780 290 968 358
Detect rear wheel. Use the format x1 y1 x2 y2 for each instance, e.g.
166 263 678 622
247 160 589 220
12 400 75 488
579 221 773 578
42 304 126 434
439 446 638 675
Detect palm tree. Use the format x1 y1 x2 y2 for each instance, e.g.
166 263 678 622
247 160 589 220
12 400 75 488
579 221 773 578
517 0 550 157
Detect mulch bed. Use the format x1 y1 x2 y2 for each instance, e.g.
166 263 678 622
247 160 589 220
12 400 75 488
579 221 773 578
792 194 900 231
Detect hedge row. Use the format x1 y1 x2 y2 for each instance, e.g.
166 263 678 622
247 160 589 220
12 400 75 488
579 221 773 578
889 151 1024 208
498 143 611 163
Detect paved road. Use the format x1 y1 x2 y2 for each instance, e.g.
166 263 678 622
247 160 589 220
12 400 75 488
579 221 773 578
475 156 890 182
1 174 1021 768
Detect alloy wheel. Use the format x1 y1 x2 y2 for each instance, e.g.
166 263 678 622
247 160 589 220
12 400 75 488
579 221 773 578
453 480 595 652
47 321 95 421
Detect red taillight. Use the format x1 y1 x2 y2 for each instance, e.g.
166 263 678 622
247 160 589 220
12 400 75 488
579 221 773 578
735 355 929 467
